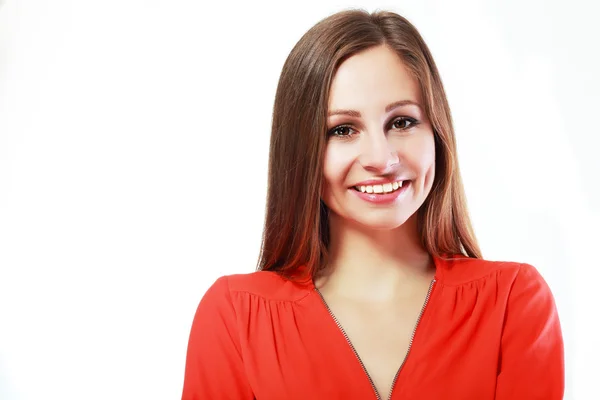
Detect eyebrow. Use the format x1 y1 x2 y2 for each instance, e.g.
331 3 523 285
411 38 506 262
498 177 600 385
327 100 422 117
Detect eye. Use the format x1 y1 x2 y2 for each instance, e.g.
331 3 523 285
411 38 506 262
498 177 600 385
391 117 419 130
328 125 356 138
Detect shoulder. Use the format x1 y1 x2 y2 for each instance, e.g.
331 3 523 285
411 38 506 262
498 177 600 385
437 255 561 331
202 270 314 304
436 255 549 290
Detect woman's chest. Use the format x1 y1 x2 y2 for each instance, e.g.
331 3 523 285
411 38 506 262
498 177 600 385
236 290 504 400
319 291 430 399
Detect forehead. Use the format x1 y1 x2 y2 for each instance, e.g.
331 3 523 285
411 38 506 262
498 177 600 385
328 45 422 111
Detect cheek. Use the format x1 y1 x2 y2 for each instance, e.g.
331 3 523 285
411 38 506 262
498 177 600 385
404 132 435 172
394 132 436 189
416 134 436 189
322 143 354 191
421 136 436 172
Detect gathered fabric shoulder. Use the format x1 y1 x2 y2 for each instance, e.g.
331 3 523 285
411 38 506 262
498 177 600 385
226 269 315 303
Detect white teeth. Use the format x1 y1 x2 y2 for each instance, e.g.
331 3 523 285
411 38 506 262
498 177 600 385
356 180 405 194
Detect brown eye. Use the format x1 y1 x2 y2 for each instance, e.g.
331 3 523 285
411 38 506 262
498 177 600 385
328 125 354 137
392 117 418 130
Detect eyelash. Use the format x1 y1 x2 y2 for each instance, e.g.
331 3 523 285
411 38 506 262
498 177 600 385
327 117 420 139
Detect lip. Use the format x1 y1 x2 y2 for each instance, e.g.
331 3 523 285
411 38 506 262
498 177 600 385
352 178 406 187
350 180 411 204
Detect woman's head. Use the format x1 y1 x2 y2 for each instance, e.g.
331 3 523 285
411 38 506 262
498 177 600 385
258 9 481 278
323 43 435 232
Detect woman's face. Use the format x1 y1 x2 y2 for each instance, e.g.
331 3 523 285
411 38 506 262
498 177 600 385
322 44 436 230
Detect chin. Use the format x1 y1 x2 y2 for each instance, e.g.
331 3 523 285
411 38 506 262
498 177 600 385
350 212 413 231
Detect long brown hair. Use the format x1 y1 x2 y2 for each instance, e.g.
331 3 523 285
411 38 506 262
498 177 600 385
257 9 482 280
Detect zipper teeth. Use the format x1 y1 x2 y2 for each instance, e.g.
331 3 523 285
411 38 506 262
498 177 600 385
386 278 436 400
315 289 382 400
315 278 436 400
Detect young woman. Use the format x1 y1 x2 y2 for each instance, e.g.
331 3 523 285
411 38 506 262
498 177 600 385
182 9 564 400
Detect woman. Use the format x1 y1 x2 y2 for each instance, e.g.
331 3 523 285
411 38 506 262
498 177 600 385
182 9 564 400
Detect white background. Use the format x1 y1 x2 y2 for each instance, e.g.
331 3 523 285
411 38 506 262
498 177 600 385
1 0 598 399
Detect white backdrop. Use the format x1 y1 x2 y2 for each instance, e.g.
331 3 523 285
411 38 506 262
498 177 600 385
1 0 598 399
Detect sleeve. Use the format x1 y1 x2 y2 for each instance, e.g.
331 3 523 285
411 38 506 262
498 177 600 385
495 263 565 399
181 276 254 400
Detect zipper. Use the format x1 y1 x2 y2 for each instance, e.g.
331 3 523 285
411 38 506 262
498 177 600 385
315 279 436 400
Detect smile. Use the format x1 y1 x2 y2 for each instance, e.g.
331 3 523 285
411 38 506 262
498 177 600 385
350 180 411 205
353 180 404 194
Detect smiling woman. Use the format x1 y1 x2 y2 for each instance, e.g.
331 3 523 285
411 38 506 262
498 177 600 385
181 9 564 400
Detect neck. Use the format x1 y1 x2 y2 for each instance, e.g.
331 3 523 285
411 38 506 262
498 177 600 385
316 213 435 302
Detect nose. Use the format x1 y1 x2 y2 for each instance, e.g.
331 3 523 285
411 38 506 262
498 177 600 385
358 130 400 173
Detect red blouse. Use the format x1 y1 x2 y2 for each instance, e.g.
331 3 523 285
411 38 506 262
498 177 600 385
181 256 564 399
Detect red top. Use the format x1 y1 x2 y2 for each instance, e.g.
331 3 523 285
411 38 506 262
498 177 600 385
181 256 564 399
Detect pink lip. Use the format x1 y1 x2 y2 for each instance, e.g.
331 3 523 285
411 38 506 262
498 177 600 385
350 180 411 204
